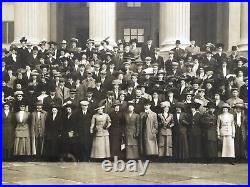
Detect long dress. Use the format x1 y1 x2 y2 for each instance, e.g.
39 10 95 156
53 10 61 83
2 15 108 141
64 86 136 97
90 113 111 158
158 113 174 157
2 110 15 160
13 111 31 156
217 113 235 158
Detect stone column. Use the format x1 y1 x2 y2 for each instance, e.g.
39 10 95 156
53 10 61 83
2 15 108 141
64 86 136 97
89 2 116 45
14 2 50 45
159 2 190 51
238 2 248 51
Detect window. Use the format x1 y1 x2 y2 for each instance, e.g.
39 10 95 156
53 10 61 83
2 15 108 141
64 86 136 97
123 28 144 43
2 21 14 44
127 2 141 7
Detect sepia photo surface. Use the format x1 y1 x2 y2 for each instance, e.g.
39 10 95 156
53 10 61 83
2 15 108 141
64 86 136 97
2 2 248 184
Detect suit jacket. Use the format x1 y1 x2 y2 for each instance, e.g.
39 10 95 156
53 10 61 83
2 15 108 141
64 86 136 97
55 86 70 103
185 45 201 56
43 96 62 112
109 111 125 136
189 112 202 136
152 55 164 69
158 113 174 136
170 47 186 60
44 112 62 140
201 111 217 141
173 112 189 135
140 44 155 61
164 58 177 71
239 84 248 102
74 110 93 144
2 110 15 150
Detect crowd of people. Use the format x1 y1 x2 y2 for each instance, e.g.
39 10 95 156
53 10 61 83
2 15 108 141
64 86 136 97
2 36 248 164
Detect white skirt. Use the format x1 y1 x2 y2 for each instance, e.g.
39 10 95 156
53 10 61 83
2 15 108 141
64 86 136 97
221 136 235 158
91 136 110 158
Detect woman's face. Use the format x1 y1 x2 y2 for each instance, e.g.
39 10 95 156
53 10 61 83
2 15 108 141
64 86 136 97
128 105 134 112
98 108 104 114
223 108 228 113
17 73 23 79
17 95 23 101
164 107 169 113
119 94 125 101
66 107 72 114
238 71 244 77
3 105 9 110
20 105 25 111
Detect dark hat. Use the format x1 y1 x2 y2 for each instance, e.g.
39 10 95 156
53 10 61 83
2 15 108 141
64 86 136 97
101 39 109 45
232 46 238 51
87 88 94 94
151 89 164 95
64 103 76 110
48 41 57 45
169 50 174 54
137 83 149 89
176 102 185 109
18 100 27 107
94 102 105 110
32 46 39 51
198 88 205 92
86 39 95 44
205 102 216 108
127 100 135 107
190 102 201 109
221 103 230 109
205 66 214 72
49 87 56 92
216 43 224 48
165 87 178 95
113 100 121 107
234 67 246 75
107 91 114 96
175 40 181 44
184 91 194 96
192 78 202 85
51 103 60 109
2 101 11 107
130 38 138 44
154 48 160 52
40 64 49 70
20 37 28 43
231 87 239 92
35 100 43 106
143 99 151 106
157 69 166 75
205 79 214 85
238 56 247 64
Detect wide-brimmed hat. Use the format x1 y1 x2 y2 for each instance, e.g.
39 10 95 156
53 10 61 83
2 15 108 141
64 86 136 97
80 100 89 106
190 102 201 109
204 102 216 108
232 103 245 109
221 103 231 109
160 101 171 108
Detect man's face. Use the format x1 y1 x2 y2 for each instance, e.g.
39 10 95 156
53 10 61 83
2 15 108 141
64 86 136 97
128 105 134 112
3 105 9 111
186 95 192 101
193 84 199 90
232 90 238 97
217 47 223 52
190 41 195 45
33 50 38 55
176 43 180 48
66 107 72 114
147 40 152 45
81 104 88 110
199 91 205 97
21 42 26 47
114 105 119 111
50 91 56 96
153 93 158 99
136 90 142 97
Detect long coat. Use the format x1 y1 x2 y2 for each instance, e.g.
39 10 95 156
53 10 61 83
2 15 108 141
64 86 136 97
139 110 158 156
31 110 47 156
188 112 203 158
44 112 62 158
55 86 70 103
124 112 140 159
2 110 15 160
109 111 125 158
217 113 235 158
201 111 218 158
74 110 93 161
234 112 247 159
173 112 190 159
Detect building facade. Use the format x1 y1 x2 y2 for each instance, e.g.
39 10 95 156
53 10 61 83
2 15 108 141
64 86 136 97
2 2 248 51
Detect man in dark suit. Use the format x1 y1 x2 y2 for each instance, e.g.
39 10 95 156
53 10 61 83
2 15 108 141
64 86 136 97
140 38 155 61
213 43 227 68
27 46 40 68
74 100 93 161
164 51 177 71
152 48 164 69
170 40 186 61
43 87 63 112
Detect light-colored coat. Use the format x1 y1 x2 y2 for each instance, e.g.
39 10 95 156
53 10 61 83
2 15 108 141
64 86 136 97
217 113 235 157
139 110 158 155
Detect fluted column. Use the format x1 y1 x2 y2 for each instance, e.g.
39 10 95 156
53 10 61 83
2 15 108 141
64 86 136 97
14 2 50 44
238 2 248 51
89 2 116 45
160 2 190 51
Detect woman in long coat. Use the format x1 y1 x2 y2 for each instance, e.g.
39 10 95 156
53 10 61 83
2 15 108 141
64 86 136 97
43 104 62 161
13 101 31 157
217 103 235 164
201 102 218 162
158 101 174 159
124 102 140 159
2 102 15 161
109 101 125 159
90 104 111 159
